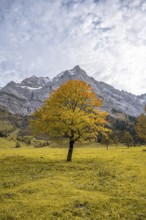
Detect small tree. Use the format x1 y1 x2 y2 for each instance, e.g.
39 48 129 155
135 107 146 143
31 80 110 161
100 133 112 150
122 131 133 148
113 135 120 149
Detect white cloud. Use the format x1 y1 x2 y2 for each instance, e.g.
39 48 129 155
0 0 146 94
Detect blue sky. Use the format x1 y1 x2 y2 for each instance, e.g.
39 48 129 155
0 0 146 94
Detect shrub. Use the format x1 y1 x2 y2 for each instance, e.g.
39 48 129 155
34 141 43 148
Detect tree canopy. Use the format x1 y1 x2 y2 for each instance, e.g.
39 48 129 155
31 80 110 161
122 131 133 147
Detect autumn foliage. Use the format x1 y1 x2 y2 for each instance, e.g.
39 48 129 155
31 80 110 161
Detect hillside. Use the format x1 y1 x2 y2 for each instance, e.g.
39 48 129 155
0 105 28 137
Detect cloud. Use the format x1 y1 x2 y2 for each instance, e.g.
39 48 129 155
0 0 146 94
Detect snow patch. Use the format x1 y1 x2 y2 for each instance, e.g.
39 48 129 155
19 85 42 90
68 70 77 75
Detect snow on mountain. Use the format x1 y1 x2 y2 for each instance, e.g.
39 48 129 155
19 86 42 90
20 76 50 88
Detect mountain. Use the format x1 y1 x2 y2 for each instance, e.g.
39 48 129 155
21 76 50 88
0 65 145 117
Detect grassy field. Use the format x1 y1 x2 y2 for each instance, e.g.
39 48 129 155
0 138 146 220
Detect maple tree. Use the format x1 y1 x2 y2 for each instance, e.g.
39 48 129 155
135 106 146 143
31 80 110 161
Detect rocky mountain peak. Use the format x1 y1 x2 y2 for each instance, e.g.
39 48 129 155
2 81 18 92
68 65 87 76
71 65 83 73
52 66 88 87
20 76 50 88
73 65 81 69
6 81 17 87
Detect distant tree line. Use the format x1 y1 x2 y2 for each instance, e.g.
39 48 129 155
99 107 146 148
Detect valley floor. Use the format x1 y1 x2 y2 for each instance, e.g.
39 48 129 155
0 138 146 220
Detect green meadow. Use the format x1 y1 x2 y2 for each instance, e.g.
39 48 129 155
0 138 146 220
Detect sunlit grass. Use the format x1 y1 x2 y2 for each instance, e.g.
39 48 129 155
0 138 146 219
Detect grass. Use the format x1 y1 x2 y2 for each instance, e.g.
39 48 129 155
0 138 146 220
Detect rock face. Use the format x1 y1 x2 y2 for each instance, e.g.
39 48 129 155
0 65 145 117
21 76 50 88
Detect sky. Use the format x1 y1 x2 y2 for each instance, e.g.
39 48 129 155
0 0 146 95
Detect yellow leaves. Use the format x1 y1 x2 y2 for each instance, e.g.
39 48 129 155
50 80 102 109
30 80 110 141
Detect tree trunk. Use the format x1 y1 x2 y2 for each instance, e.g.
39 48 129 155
67 140 75 161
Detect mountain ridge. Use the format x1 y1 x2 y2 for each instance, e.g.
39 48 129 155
0 66 145 117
